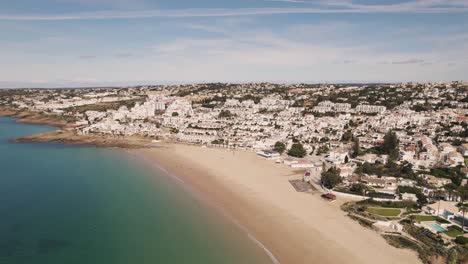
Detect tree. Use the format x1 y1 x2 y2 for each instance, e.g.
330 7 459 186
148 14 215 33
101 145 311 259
274 141 286 154
455 235 468 245
350 183 368 195
218 110 233 118
344 155 349 163
171 112 179 117
288 143 307 158
316 145 329 155
351 137 360 158
382 130 399 161
341 130 354 142
457 203 468 233
321 167 342 189
453 139 462 146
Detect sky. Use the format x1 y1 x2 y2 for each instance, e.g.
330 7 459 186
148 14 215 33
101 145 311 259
0 0 467 88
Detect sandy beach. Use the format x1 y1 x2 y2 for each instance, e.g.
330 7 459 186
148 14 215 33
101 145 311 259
136 144 421 264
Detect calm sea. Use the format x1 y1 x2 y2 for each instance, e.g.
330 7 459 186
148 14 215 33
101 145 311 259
0 117 272 264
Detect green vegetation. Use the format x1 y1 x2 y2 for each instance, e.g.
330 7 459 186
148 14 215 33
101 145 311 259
455 236 468 245
383 235 423 255
171 112 179 117
273 141 286 154
316 145 329 155
366 207 401 217
218 110 234 118
357 199 418 209
320 167 342 189
398 186 427 204
211 139 225 145
413 215 437 221
351 137 361 158
381 130 400 161
341 130 354 142
355 161 417 180
445 226 463 238
348 214 375 228
288 143 307 158
64 98 144 113
411 215 449 223
404 225 448 263
426 166 465 186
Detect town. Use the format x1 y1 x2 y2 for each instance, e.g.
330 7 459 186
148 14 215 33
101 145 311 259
1 81 468 262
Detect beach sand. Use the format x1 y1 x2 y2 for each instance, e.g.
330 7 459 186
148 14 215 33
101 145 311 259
136 144 421 264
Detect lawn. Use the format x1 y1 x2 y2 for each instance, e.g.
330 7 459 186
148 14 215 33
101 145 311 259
445 226 464 238
413 215 437 222
367 207 401 217
412 215 450 223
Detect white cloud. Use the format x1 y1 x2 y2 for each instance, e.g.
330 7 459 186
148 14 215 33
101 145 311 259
1 11 467 86
1 1 468 21
392 58 425 65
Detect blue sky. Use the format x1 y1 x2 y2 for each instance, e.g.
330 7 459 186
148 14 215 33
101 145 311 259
1 0 467 88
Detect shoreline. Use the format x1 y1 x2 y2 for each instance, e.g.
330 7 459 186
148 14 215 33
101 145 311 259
0 114 421 263
9 129 158 149
0 111 158 148
0 107 68 128
134 144 421 264
128 149 280 264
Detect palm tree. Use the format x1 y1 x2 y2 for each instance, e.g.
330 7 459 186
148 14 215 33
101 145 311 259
434 189 444 216
458 203 468 233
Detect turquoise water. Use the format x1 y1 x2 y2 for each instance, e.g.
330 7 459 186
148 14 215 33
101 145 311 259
431 223 447 232
0 117 271 264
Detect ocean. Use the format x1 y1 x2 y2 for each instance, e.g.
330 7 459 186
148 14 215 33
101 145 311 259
0 117 271 264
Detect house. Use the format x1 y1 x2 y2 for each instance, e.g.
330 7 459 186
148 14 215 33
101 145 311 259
426 200 460 218
336 162 357 177
324 150 349 164
399 179 417 187
422 175 452 188
361 175 398 190
401 193 418 202
354 153 378 164
446 151 465 166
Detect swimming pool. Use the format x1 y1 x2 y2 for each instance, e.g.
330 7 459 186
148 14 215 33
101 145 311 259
431 223 447 232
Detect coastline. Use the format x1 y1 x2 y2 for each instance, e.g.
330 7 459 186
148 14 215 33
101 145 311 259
134 144 421 264
0 107 68 128
9 129 158 148
0 109 157 148
0 112 421 263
